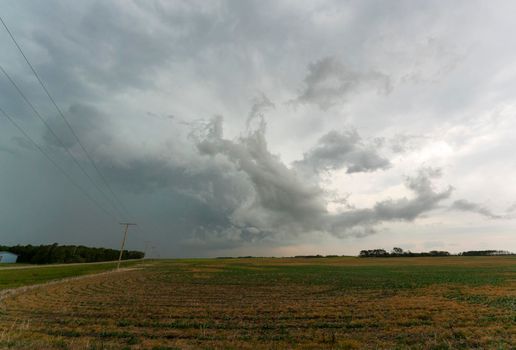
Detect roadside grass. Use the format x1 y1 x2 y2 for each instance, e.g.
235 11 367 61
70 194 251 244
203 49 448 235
0 260 141 290
0 263 32 269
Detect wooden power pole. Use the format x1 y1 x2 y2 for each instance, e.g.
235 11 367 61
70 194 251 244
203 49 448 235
144 240 150 260
118 222 137 270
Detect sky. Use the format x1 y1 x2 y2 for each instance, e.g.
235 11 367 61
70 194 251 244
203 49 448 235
0 0 515 257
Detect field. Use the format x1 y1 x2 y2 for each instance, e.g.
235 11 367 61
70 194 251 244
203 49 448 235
0 257 514 349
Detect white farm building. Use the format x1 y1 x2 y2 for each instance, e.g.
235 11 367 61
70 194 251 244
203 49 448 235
0 251 18 263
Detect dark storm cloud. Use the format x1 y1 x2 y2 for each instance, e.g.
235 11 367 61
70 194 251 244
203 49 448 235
0 136 35 156
42 104 112 151
37 3 170 90
292 56 392 110
3 1 241 103
0 144 17 156
451 199 502 219
294 128 390 174
11 136 35 151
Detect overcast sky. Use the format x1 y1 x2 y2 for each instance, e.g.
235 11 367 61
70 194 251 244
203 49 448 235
1 0 515 257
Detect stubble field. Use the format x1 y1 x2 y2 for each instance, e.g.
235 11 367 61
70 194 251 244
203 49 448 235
0 257 514 349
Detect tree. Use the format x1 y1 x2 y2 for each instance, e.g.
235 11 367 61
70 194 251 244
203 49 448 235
392 247 403 255
0 244 144 264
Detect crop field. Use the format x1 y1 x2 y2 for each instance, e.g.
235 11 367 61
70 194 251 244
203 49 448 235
0 257 514 349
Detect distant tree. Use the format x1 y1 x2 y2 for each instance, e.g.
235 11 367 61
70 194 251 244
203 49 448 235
373 249 389 257
0 244 144 264
429 250 450 256
359 248 451 258
392 247 404 255
359 249 389 257
459 250 513 256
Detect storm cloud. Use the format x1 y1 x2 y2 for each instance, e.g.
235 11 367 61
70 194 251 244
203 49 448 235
294 129 390 175
329 167 453 236
292 57 392 110
1 1 515 256
451 199 502 219
195 115 452 241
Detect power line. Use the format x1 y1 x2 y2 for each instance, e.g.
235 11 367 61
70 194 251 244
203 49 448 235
0 16 159 258
0 105 117 220
0 16 167 248
0 15 132 222
0 64 125 220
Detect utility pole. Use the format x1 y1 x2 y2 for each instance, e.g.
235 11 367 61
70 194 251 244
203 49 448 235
118 223 137 270
144 240 150 260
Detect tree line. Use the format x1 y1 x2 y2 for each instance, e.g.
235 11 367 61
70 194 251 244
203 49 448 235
0 243 144 264
458 250 514 256
359 247 450 257
359 247 514 257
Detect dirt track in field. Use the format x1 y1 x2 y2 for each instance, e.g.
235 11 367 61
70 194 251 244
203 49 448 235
0 268 138 302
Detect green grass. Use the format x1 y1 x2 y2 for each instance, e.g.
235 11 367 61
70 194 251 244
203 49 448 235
0 260 140 290
158 256 516 290
445 290 516 311
8 257 514 293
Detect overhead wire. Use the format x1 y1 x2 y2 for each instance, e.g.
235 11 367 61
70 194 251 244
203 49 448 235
0 15 133 222
0 105 118 220
1 101 151 251
0 64 125 220
0 16 167 252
